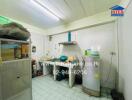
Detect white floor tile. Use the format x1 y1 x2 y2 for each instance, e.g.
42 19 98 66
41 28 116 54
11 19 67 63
32 76 111 100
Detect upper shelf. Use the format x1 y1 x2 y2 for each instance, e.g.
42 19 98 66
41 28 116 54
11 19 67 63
2 58 31 64
0 38 30 43
59 41 77 45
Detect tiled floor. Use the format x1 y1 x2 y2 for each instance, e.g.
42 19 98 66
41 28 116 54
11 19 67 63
32 76 111 100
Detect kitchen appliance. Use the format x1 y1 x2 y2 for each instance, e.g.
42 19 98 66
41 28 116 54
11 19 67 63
82 56 100 96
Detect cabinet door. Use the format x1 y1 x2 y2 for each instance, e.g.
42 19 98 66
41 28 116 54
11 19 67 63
1 60 32 100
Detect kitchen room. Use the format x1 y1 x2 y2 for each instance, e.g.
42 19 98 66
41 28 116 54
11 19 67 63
0 0 132 100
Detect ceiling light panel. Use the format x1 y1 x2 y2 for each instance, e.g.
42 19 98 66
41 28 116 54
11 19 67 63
30 0 62 21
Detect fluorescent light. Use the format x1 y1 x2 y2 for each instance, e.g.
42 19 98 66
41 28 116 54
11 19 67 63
30 0 61 21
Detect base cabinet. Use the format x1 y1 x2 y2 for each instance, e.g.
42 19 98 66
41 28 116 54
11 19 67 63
0 66 2 100
0 60 32 100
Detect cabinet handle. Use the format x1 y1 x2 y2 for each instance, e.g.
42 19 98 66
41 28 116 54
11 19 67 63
17 76 20 79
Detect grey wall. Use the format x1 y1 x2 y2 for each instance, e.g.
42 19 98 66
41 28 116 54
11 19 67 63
118 1 132 100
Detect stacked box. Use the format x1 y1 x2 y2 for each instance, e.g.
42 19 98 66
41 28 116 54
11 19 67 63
21 44 29 58
1 49 15 61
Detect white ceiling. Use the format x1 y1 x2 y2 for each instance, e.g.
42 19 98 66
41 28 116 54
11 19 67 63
0 0 120 29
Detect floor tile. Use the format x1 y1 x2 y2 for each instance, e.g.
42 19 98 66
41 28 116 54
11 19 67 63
32 76 111 100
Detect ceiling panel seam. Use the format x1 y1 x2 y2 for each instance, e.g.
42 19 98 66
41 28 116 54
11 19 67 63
48 0 64 18
79 0 87 16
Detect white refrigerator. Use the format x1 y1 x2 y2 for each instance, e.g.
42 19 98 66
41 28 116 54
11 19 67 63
82 56 100 96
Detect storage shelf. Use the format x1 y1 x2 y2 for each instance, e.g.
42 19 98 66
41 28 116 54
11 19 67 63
59 41 77 45
0 37 32 100
2 58 31 63
0 38 30 44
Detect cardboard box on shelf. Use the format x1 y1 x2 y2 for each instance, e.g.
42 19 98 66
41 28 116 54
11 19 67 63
1 49 15 61
21 44 29 58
